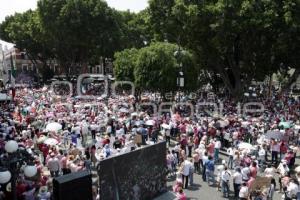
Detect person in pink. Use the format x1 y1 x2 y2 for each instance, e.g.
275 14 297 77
207 140 215 156
247 176 255 188
176 188 187 200
173 180 183 193
249 161 258 178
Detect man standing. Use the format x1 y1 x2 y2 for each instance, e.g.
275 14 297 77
221 166 231 198
205 156 215 186
181 158 192 189
47 153 60 177
214 138 221 163
271 139 280 164
233 168 243 198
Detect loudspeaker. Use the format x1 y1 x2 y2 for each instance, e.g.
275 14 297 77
53 170 93 200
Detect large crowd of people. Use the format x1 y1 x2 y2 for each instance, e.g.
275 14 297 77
0 84 299 200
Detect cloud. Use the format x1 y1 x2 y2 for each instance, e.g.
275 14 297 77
0 0 38 22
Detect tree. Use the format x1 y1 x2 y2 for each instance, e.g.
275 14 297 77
149 0 300 97
134 42 198 93
0 10 52 68
37 0 124 75
113 48 138 82
116 9 154 50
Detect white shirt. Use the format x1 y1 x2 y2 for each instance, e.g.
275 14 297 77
182 160 192 176
258 148 266 157
195 148 203 159
214 141 221 149
277 163 290 176
241 167 250 181
264 167 275 178
287 182 299 197
227 148 234 156
47 157 60 172
202 155 208 165
221 170 231 182
233 172 243 184
271 143 280 152
239 186 249 198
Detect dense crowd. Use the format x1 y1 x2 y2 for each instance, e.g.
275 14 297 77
0 85 299 200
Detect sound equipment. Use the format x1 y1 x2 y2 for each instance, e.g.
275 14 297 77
53 170 92 200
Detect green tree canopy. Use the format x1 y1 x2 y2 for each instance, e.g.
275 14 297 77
0 10 52 65
114 48 138 82
149 0 300 97
115 42 198 93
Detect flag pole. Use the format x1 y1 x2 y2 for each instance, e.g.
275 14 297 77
10 49 16 101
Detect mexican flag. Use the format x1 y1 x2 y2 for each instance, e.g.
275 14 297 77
10 53 16 100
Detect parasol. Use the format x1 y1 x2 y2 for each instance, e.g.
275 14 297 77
119 108 129 113
145 120 155 126
37 135 47 144
241 121 250 127
46 122 62 132
238 142 255 150
279 121 292 129
215 120 229 128
131 112 138 117
265 130 284 140
43 138 59 146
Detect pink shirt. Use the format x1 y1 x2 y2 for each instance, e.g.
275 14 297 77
177 193 187 200
250 166 257 178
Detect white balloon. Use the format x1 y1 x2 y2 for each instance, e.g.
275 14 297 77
0 171 11 184
24 166 37 178
5 140 18 153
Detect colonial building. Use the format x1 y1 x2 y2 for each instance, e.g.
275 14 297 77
0 40 114 84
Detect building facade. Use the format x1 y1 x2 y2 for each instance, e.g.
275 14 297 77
0 44 114 85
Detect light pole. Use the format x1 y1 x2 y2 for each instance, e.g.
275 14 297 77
0 140 37 200
174 47 185 102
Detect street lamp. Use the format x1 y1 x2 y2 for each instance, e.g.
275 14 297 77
0 140 37 200
177 71 184 88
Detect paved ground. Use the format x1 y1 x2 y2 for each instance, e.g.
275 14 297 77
155 153 283 200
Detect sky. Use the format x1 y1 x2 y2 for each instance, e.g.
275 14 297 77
0 0 149 22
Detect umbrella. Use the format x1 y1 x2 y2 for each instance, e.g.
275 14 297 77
119 108 129 113
31 120 42 129
265 130 284 140
279 122 292 129
145 120 155 126
295 125 300 130
238 142 254 150
44 138 59 146
37 135 47 144
46 122 62 132
215 120 229 128
131 112 138 117
241 121 250 127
